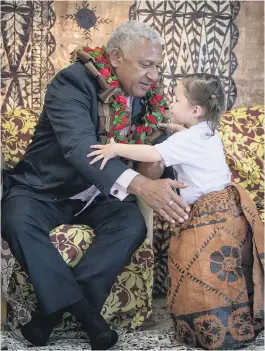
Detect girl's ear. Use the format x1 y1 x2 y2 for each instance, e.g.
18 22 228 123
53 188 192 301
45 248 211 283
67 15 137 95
192 105 204 118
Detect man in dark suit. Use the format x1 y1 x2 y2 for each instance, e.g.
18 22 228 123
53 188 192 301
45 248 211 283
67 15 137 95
1 21 189 349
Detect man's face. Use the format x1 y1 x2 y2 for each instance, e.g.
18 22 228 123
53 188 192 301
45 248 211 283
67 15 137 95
109 39 163 97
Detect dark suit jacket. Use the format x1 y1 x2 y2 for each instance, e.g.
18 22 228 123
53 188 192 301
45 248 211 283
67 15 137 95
3 62 146 203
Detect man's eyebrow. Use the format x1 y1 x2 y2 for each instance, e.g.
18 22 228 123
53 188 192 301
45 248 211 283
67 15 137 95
139 60 163 66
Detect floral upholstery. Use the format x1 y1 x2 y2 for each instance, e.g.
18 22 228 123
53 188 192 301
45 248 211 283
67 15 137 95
152 105 265 296
1 108 40 169
1 108 154 330
219 105 264 221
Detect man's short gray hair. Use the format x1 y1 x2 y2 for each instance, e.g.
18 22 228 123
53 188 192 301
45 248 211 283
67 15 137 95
106 20 162 53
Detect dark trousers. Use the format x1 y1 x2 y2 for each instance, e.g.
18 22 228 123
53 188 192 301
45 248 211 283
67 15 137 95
1 194 146 315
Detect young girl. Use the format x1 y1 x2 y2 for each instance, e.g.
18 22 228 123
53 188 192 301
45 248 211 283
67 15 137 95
88 74 264 350
88 73 231 206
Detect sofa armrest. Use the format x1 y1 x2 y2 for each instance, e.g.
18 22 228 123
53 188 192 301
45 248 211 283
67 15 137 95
1 293 7 325
1 145 4 200
137 197 154 246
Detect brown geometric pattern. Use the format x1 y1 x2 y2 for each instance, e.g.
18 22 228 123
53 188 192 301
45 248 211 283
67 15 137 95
152 213 174 297
168 184 264 349
1 1 56 113
61 1 111 42
129 1 240 109
194 314 227 349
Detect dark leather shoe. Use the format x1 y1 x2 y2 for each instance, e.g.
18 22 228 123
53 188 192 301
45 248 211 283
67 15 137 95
20 311 61 346
90 329 118 350
21 313 53 346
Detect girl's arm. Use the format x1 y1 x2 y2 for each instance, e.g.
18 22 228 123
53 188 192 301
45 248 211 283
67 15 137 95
158 122 187 132
88 138 162 169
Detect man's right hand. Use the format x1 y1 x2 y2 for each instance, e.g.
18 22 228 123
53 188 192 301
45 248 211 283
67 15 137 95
128 175 190 223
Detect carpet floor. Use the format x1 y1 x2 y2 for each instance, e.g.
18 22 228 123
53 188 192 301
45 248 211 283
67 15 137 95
1 299 264 350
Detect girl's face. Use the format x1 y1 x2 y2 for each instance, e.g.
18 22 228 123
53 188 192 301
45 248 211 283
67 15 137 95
170 82 203 126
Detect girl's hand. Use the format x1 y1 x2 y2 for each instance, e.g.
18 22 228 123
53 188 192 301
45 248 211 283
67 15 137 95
158 122 187 133
87 138 117 170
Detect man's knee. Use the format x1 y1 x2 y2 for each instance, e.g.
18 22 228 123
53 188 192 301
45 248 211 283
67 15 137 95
2 198 40 245
2 197 26 242
1 212 24 243
123 204 147 245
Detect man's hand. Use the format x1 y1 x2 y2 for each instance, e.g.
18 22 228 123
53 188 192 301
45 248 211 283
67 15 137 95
128 175 190 223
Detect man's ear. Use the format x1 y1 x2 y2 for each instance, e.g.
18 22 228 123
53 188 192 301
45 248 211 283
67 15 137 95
108 48 124 68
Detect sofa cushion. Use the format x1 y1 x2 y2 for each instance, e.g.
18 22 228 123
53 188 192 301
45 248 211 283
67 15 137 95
219 105 264 220
50 224 95 267
1 108 39 169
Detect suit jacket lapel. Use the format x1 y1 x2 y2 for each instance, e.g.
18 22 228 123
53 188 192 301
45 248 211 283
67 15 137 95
132 97 146 125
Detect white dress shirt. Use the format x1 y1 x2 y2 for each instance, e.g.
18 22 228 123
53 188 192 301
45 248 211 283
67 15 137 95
70 97 138 215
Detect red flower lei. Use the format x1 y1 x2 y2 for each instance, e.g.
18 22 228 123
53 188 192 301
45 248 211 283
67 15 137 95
84 46 167 144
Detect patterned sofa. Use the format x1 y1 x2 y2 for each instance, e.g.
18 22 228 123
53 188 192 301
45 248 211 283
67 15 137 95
1 105 264 333
152 105 264 296
1 108 154 332
219 105 264 219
